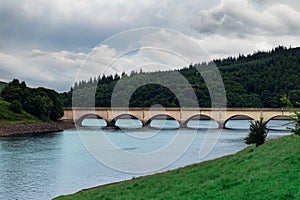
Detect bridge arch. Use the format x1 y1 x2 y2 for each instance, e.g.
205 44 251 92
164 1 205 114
76 114 108 127
183 114 219 129
224 114 254 129
265 115 289 123
110 114 142 128
266 115 291 130
145 114 180 129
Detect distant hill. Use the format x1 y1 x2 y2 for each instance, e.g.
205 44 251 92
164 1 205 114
62 46 300 108
0 81 6 92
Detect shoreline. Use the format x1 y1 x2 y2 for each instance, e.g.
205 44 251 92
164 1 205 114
0 121 75 137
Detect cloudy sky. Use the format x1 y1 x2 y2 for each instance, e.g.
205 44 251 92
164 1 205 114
0 0 300 92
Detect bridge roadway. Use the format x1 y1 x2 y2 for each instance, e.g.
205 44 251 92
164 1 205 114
62 107 291 128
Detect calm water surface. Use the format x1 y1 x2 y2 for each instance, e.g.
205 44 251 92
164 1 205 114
0 120 291 200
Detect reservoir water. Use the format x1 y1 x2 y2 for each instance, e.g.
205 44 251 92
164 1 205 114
0 120 291 200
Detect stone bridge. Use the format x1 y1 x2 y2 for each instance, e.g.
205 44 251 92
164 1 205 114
62 107 290 128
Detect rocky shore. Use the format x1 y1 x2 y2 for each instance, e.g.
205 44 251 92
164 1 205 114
0 121 75 137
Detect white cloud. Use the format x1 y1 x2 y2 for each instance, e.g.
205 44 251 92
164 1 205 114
76 29 210 82
0 50 85 91
198 34 300 60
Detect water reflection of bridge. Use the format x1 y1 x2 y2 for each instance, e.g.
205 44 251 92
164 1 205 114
62 107 290 129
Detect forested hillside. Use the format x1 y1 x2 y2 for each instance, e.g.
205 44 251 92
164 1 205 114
62 46 300 108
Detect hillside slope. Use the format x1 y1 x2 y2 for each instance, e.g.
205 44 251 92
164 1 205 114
0 99 41 125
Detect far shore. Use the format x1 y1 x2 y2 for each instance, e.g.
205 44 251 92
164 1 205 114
0 121 75 137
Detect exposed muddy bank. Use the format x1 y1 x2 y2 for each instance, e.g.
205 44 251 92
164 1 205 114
0 121 75 137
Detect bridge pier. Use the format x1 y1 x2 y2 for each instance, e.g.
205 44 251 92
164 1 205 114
180 123 187 129
217 121 225 129
106 120 117 128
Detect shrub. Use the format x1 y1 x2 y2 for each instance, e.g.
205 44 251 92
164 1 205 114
245 117 268 147
9 100 22 114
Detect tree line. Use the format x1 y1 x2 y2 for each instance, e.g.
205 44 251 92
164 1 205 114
1 79 63 121
62 46 300 108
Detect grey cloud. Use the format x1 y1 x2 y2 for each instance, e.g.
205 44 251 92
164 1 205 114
193 0 300 37
0 0 212 51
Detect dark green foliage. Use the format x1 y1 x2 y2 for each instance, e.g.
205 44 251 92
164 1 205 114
245 117 268 147
61 88 72 107
37 88 64 121
0 81 6 92
63 46 300 108
23 92 53 121
1 79 63 121
129 84 179 107
9 100 22 114
0 99 41 125
1 79 27 103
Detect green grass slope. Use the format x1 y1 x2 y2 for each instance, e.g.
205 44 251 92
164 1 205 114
55 135 300 200
0 99 41 125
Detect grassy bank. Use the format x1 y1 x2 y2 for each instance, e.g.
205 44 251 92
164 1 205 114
0 99 42 125
55 135 300 200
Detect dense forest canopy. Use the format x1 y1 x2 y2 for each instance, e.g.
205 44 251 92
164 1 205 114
1 79 64 121
0 81 6 92
63 46 300 108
